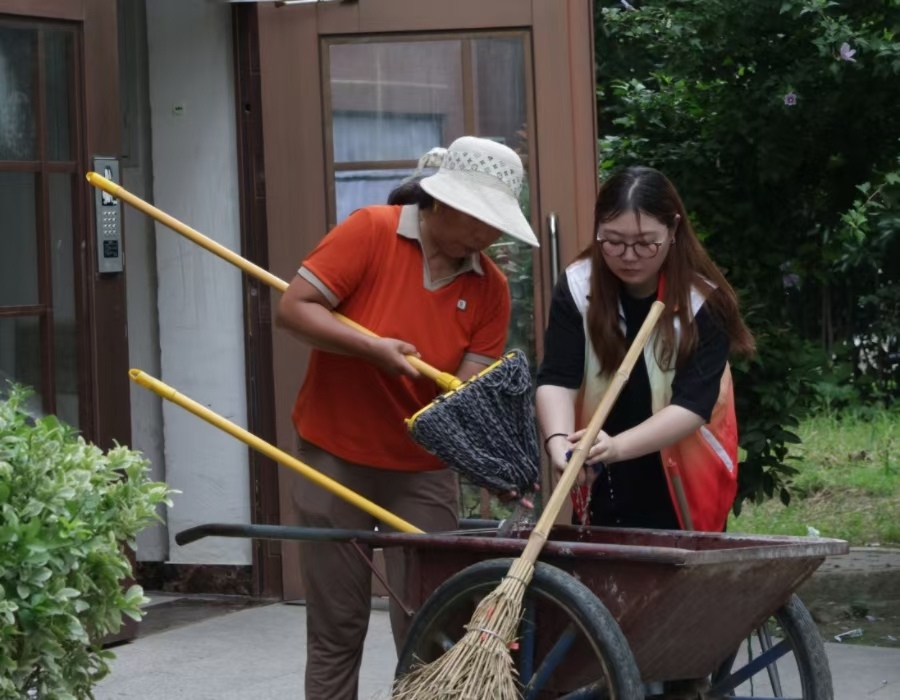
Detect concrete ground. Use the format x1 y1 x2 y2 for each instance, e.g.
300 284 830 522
94 596 900 699
95 601 395 700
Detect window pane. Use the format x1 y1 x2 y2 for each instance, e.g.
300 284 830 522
472 38 528 152
332 113 442 163
335 168 411 223
45 30 75 161
0 172 39 306
50 174 78 427
0 26 37 161
0 316 42 413
329 40 464 163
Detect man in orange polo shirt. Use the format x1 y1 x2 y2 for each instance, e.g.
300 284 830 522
276 136 539 700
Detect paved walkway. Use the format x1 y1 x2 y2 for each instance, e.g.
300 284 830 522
94 600 900 699
95 602 395 700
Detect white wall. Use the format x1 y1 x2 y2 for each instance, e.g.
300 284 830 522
146 0 251 565
120 0 168 563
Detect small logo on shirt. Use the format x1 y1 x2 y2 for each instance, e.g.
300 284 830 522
457 299 467 311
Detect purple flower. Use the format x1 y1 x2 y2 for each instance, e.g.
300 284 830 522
784 92 798 106
839 42 857 62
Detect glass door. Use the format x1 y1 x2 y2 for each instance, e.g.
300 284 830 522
323 32 536 518
0 21 84 428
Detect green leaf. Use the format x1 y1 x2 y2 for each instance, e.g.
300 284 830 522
30 568 52 584
121 607 144 623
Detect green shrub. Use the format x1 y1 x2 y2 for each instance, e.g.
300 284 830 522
0 385 172 699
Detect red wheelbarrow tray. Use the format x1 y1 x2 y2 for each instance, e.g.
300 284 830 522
175 522 849 682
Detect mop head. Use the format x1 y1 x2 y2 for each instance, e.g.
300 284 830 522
406 350 539 495
391 558 534 699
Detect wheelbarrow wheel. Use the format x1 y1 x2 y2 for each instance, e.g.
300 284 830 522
708 594 833 699
395 558 643 700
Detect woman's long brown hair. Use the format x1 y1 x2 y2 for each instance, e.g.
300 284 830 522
582 167 755 373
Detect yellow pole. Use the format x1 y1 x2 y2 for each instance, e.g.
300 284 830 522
86 172 460 393
129 369 423 535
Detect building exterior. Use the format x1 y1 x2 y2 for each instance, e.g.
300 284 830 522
0 0 598 607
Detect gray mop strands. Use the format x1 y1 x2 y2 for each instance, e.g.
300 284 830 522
405 349 540 494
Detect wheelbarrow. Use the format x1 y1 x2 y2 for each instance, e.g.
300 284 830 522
176 521 849 699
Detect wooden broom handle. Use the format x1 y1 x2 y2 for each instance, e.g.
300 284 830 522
521 300 665 564
86 172 461 393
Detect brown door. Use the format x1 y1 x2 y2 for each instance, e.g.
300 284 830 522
250 0 597 600
0 0 132 635
0 0 128 447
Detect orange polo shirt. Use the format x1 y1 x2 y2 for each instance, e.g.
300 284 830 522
291 204 511 471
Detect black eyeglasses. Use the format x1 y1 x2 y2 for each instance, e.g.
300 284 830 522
596 238 667 259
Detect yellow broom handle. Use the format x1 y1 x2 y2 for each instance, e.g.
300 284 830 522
522 301 665 563
87 172 460 393
129 369 423 534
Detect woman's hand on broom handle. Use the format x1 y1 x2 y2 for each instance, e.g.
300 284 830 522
367 337 423 379
544 433 590 488
567 429 620 467
276 276 423 379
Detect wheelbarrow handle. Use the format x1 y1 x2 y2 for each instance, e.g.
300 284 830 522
85 172 460 393
128 368 424 535
175 520 502 546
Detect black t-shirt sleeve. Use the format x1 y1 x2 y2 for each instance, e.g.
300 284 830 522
669 304 730 422
536 274 585 389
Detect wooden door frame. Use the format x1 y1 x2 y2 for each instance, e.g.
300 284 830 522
232 3 284 600
246 0 596 599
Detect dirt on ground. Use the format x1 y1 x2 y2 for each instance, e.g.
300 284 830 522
807 598 900 649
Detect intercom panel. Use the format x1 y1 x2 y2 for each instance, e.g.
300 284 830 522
93 156 124 274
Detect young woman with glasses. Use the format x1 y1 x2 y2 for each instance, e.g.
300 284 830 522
536 166 755 532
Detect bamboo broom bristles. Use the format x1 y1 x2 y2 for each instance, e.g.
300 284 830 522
391 562 534 699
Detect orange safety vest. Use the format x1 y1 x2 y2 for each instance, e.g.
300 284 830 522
565 259 738 532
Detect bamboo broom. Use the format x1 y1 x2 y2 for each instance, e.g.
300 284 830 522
391 300 665 699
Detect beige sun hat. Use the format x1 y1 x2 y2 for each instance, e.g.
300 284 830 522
418 136 539 248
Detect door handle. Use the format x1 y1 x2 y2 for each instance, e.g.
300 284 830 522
548 212 560 287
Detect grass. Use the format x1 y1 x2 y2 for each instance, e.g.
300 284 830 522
729 410 900 545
